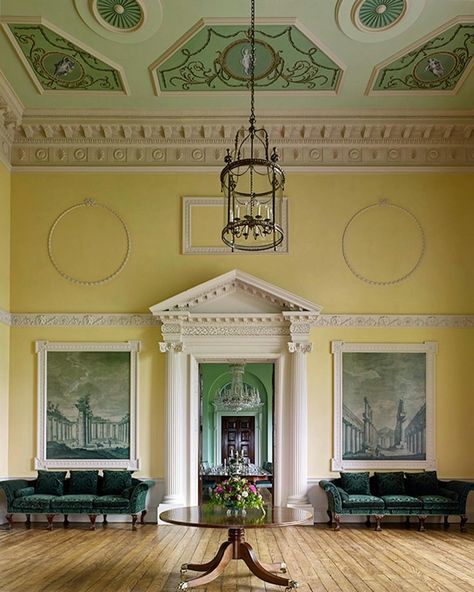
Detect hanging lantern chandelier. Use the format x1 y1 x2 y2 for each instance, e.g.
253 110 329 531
220 0 285 252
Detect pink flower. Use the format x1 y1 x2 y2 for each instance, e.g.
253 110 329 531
249 484 257 493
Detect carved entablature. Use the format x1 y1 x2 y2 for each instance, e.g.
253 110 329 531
150 269 322 344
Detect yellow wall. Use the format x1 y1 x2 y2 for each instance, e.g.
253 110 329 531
0 161 10 475
7 171 474 479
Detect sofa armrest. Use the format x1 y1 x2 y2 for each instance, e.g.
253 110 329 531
441 480 474 511
319 480 344 513
128 480 155 512
14 487 36 499
0 480 35 507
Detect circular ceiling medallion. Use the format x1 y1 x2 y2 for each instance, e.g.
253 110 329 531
48 199 131 286
336 0 425 42
74 0 162 43
342 200 425 286
93 0 144 31
355 0 406 31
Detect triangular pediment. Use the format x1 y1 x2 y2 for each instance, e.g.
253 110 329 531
150 270 322 316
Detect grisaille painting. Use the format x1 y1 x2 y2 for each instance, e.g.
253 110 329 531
36 341 139 469
342 352 427 461
332 341 437 470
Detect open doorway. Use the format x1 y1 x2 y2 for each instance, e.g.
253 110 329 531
198 362 274 506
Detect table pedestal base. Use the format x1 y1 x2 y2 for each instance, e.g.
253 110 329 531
177 528 298 591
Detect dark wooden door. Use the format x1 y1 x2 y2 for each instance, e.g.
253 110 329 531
221 416 255 463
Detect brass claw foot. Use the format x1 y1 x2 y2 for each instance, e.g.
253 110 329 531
180 563 187 577
285 580 299 591
280 561 287 573
177 582 188 591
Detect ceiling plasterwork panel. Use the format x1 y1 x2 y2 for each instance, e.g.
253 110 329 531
369 19 474 94
2 20 128 94
151 21 344 94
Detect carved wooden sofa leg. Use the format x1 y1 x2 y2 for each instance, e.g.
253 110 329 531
46 514 55 531
131 514 138 531
365 515 371 528
405 516 411 528
460 515 467 532
326 510 333 527
140 510 147 525
374 515 383 532
418 515 427 531
103 514 108 526
333 514 341 531
63 514 69 528
88 515 97 531
5 514 13 530
25 514 31 529
444 515 449 529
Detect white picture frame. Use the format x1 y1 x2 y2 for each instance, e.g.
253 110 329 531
331 341 437 471
35 341 140 470
182 196 289 255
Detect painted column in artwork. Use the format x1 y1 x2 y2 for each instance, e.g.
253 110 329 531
286 340 313 509
159 341 186 507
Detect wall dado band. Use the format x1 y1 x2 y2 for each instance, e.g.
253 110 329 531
0 310 472 328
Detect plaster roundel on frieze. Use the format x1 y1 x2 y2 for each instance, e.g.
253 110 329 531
74 0 162 43
47 198 131 286
336 0 426 42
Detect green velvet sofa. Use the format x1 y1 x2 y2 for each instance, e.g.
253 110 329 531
0 470 155 530
319 471 473 532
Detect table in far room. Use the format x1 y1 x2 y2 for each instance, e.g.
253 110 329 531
160 505 311 591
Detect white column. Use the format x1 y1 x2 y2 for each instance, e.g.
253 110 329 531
286 341 312 509
159 341 186 507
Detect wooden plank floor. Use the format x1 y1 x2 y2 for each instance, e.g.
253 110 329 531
0 522 473 592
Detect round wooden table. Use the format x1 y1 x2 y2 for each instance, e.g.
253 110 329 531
159 506 311 591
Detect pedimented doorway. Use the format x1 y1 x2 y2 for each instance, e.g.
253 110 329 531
150 269 321 516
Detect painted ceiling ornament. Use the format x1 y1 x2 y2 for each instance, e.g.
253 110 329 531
94 0 144 31
336 0 425 42
356 0 406 31
54 56 76 77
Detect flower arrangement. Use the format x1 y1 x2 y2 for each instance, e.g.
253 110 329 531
209 476 265 512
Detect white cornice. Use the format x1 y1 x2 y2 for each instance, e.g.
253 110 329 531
1 311 472 328
8 113 474 169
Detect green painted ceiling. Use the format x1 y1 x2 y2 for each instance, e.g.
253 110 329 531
0 0 473 114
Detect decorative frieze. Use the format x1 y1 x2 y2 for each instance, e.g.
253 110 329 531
2 311 473 329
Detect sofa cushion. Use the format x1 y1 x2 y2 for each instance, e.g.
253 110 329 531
69 471 99 495
381 495 422 509
93 495 130 510
102 470 132 495
375 472 405 496
342 494 384 509
405 471 439 496
35 470 67 496
419 495 459 511
12 494 55 511
51 494 96 511
340 472 370 495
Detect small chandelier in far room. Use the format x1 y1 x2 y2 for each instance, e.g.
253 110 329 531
220 0 285 252
212 364 263 412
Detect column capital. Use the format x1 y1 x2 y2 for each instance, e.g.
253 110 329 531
159 341 185 353
287 342 313 354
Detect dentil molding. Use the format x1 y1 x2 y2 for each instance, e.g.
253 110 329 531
6 113 474 170
0 310 472 328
